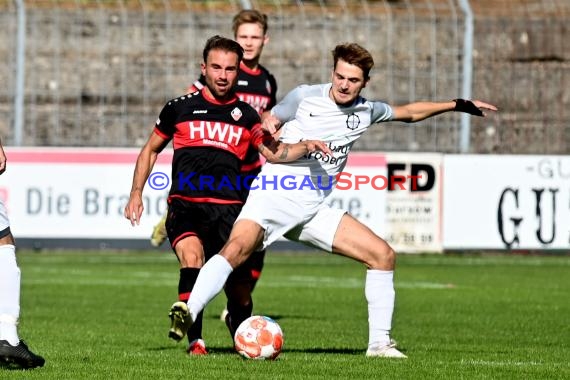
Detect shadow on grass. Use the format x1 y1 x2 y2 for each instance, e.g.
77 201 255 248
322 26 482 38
0 361 42 371
207 346 364 355
147 345 185 352
146 345 365 355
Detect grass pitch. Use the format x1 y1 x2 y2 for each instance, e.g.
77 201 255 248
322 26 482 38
3 250 569 379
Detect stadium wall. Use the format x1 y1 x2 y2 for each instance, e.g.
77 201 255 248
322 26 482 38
0 1 569 153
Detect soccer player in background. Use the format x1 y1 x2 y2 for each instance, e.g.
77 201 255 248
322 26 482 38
169 42 498 358
0 140 45 369
149 9 278 346
124 36 328 356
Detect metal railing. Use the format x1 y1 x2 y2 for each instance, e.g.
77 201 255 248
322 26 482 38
1 0 569 153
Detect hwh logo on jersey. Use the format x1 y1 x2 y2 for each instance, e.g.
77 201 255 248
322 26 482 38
187 120 244 146
238 93 270 114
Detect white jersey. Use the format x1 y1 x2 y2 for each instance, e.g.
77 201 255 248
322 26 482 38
0 198 10 232
257 83 393 200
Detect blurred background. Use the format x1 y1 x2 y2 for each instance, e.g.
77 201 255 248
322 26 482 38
1 0 568 153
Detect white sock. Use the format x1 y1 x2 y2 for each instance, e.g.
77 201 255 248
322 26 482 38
365 269 395 347
187 254 233 321
0 244 21 345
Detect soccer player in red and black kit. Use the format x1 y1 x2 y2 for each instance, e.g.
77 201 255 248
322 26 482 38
125 35 329 356
148 10 278 351
187 9 277 334
151 10 276 248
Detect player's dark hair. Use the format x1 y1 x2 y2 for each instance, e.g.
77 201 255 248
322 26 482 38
232 9 269 36
332 43 375 80
202 35 244 64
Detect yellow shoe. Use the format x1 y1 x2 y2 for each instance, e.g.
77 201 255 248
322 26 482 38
168 302 193 342
150 215 167 247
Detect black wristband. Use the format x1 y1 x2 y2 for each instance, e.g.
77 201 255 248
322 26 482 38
453 99 483 116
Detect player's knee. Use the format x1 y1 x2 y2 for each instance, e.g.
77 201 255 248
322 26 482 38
368 243 396 269
0 232 15 245
221 239 251 268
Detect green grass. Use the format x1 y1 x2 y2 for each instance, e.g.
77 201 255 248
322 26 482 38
3 250 569 379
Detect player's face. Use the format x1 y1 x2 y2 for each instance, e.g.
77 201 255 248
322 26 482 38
235 23 268 63
329 59 369 106
201 49 240 100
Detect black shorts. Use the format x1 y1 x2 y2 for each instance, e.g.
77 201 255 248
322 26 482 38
166 199 242 259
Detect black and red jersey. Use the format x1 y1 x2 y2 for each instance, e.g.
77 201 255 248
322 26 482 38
154 88 263 204
188 62 277 177
234 63 277 115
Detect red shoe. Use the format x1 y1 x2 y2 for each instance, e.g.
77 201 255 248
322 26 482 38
186 339 208 355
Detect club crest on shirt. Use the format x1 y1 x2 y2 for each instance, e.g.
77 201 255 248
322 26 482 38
231 107 243 121
346 113 360 130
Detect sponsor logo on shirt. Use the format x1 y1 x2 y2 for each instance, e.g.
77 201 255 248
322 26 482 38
188 120 244 146
238 93 270 114
231 107 243 121
346 113 360 130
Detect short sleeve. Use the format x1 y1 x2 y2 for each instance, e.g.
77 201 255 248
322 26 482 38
371 101 393 123
249 123 272 148
154 102 176 139
271 85 307 123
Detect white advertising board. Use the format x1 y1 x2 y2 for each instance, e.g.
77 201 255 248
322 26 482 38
443 155 570 249
383 153 443 253
327 153 387 240
0 148 170 239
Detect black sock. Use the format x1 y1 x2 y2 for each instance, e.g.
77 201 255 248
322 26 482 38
178 267 203 342
227 299 253 335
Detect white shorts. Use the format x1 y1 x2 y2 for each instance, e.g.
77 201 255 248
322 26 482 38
0 197 10 235
236 188 346 252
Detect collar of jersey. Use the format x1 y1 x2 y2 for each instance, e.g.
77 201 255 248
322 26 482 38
201 87 239 105
240 61 261 75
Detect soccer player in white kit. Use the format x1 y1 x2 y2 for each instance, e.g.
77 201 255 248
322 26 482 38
0 141 45 369
170 43 498 358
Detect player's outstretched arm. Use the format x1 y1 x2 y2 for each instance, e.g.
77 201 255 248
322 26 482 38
124 132 169 226
391 99 498 123
257 138 332 163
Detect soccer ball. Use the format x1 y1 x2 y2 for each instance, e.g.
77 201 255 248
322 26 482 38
234 315 284 360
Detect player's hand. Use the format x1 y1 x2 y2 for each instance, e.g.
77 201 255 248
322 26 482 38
124 192 144 226
304 140 332 156
454 99 498 116
261 114 282 135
